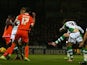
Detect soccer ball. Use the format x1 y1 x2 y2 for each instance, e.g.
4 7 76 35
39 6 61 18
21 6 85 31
0 47 6 53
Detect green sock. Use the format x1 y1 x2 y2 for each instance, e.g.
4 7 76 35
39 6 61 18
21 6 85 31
55 35 65 44
67 46 73 60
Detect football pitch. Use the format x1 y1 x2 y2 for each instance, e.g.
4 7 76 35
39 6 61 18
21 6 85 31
0 54 83 65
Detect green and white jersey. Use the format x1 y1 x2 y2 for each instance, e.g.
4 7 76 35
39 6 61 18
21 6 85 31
62 21 83 33
55 21 84 44
64 21 77 32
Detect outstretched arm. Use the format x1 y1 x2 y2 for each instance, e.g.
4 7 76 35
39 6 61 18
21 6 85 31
30 12 36 27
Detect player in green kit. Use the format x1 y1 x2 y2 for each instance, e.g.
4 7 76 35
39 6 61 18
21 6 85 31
48 20 84 62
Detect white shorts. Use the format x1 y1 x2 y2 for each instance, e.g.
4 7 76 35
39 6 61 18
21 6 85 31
68 32 83 44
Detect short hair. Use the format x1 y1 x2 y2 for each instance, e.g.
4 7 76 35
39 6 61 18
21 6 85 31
62 17 77 24
20 7 29 12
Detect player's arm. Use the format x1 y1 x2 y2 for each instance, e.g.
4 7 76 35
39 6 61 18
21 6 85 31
59 24 66 32
77 26 84 34
30 12 36 27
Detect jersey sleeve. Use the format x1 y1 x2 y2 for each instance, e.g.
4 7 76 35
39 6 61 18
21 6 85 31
77 26 84 34
60 23 66 30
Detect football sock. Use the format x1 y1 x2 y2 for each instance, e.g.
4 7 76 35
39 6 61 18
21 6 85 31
9 43 16 54
67 46 73 60
55 35 65 44
24 46 29 58
3 47 11 56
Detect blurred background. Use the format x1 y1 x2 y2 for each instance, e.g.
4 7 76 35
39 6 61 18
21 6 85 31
0 0 87 51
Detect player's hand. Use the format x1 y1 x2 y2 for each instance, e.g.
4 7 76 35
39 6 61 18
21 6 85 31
59 28 64 32
48 42 57 47
32 12 36 17
59 28 62 31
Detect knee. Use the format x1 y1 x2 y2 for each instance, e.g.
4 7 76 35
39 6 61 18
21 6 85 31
63 33 69 37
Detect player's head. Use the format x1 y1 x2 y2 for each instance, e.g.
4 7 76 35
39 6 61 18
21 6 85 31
62 17 77 24
20 7 29 14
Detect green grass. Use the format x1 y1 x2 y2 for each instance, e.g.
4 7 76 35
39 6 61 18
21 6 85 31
0 54 83 65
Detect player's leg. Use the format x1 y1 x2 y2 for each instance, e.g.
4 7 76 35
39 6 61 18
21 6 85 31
18 43 24 60
14 46 20 60
74 33 86 65
14 46 23 60
81 32 87 65
24 43 30 61
0 42 16 60
64 41 68 60
0 38 15 60
80 45 87 65
55 33 69 43
79 39 87 65
79 45 87 65
7 28 22 58
66 42 73 62
48 33 69 46
22 31 30 61
0 27 16 60
14 39 24 60
68 32 81 56
76 35 83 55
0 33 18 60
66 33 78 62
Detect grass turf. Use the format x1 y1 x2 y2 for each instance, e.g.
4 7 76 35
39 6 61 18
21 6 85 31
0 54 83 65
